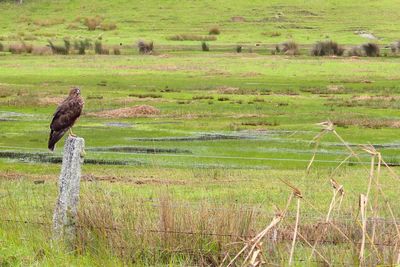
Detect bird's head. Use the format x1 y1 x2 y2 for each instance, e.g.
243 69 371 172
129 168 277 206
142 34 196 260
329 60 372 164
69 87 81 97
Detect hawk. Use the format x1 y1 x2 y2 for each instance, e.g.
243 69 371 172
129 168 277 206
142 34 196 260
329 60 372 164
48 87 84 151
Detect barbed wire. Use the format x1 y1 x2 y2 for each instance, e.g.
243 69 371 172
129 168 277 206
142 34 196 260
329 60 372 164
2 218 398 248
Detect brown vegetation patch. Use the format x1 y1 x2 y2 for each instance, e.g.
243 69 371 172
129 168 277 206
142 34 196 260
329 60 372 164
239 72 262 77
217 86 240 94
217 86 268 95
333 118 400 129
328 95 400 109
90 105 160 118
209 27 220 35
39 96 64 106
99 22 117 31
0 171 55 181
83 16 103 31
301 85 346 95
32 46 52 55
231 16 246 22
167 34 216 41
33 18 65 27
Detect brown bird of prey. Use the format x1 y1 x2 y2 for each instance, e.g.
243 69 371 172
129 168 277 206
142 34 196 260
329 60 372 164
48 87 84 151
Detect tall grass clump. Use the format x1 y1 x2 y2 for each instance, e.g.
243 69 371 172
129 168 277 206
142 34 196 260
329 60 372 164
361 43 380 57
113 46 121 55
48 39 70 55
347 46 363 56
275 41 300 55
94 39 109 55
348 43 380 57
75 191 259 265
137 40 153 54
8 41 33 54
201 41 209 51
21 41 33 53
83 16 103 31
311 40 344 56
390 41 400 53
99 22 117 31
74 39 91 55
209 27 220 35
8 43 24 54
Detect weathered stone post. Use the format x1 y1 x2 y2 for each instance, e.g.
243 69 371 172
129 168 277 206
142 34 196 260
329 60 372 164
52 136 85 247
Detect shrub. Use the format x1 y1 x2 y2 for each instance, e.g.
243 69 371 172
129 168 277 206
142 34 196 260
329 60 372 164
236 45 242 53
95 40 102 54
276 41 299 55
209 27 220 35
167 34 216 41
9 44 24 54
77 41 86 55
311 40 344 56
390 41 400 53
99 22 117 31
21 41 33 53
361 43 380 57
48 39 70 55
74 39 91 55
67 23 79 30
101 47 109 54
347 46 363 57
138 40 153 54
113 47 121 55
32 46 52 55
83 16 103 31
201 41 209 51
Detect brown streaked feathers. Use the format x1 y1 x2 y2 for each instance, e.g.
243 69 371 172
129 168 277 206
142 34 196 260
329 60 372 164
48 87 84 151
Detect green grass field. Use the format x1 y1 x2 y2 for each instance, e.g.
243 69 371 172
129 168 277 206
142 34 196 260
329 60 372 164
1 1 400 266
0 0 399 46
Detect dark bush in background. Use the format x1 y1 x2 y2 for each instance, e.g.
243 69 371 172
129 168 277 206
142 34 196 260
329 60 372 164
48 39 70 55
138 40 153 54
94 39 109 54
201 41 209 51
311 40 344 56
275 41 299 55
361 43 380 57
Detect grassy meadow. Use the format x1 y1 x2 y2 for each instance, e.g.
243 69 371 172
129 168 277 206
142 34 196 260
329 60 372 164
1 0 400 266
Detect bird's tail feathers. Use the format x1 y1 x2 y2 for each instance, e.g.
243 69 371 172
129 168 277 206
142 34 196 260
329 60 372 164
48 129 68 151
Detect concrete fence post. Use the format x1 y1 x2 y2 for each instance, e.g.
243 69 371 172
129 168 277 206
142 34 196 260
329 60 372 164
52 136 85 247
